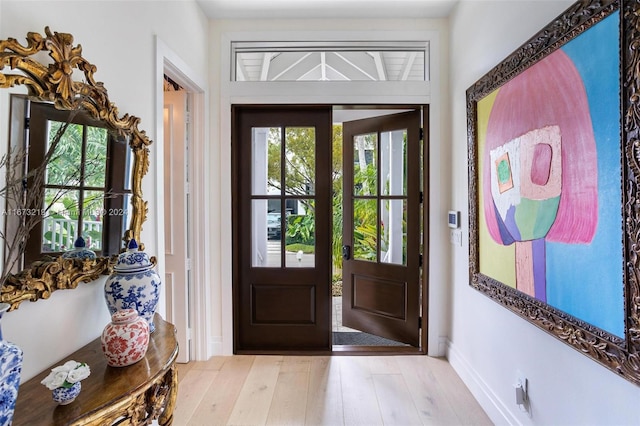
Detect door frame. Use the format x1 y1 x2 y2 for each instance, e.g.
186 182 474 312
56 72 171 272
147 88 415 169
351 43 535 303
155 37 210 361
219 28 445 357
335 106 430 354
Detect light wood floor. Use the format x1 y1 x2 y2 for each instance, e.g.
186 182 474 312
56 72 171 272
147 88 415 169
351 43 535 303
173 355 493 426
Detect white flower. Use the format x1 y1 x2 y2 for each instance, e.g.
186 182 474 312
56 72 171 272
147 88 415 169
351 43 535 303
41 371 68 390
52 360 79 373
67 364 90 383
40 360 90 390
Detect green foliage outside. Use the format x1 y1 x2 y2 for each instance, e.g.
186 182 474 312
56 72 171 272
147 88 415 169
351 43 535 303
285 214 315 246
285 243 315 254
263 124 408 270
43 121 107 250
267 125 345 269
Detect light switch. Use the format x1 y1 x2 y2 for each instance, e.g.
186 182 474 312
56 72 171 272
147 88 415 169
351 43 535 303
450 229 462 246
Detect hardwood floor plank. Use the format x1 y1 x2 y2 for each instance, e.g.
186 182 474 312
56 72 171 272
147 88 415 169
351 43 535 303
424 356 492 425
305 357 344 426
395 356 461 425
339 357 384 426
226 355 283 426
367 356 401 375
173 368 220 425
176 355 491 426
189 355 227 371
187 355 255 426
176 362 193 384
266 365 310 425
372 373 423 426
280 356 312 373
396 356 492 425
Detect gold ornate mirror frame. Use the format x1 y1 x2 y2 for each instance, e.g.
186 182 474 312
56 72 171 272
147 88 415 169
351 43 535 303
0 27 152 309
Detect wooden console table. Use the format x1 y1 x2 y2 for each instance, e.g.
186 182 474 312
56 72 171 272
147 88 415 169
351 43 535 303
13 314 178 425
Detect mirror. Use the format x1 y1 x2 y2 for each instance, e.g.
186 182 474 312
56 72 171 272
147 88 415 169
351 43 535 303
0 27 152 309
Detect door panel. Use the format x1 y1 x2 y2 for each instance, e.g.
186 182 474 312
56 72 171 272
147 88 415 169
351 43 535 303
233 106 332 351
342 110 421 346
163 91 191 363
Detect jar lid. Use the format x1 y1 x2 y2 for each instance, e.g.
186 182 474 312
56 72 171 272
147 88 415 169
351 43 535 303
113 239 153 273
111 308 138 323
61 237 96 259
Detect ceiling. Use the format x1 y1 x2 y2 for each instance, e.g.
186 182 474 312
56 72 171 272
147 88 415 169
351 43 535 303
195 0 459 19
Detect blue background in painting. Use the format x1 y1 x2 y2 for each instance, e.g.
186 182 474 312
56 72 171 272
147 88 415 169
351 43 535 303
546 11 623 338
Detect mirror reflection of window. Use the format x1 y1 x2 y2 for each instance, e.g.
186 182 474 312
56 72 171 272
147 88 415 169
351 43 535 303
42 121 109 253
5 98 131 266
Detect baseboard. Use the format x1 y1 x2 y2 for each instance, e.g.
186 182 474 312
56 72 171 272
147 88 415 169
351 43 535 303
208 336 224 357
446 340 520 425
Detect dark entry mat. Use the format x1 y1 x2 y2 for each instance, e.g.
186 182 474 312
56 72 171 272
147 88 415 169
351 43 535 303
332 331 409 346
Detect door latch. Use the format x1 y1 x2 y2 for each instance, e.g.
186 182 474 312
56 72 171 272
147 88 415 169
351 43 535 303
342 245 351 260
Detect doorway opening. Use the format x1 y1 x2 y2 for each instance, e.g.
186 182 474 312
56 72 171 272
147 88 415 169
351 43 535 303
232 104 427 353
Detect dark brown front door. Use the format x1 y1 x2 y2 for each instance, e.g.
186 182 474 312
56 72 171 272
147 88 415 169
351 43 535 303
342 110 422 346
233 106 332 352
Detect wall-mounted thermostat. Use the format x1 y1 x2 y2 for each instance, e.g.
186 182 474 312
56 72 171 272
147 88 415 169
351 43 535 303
448 210 460 229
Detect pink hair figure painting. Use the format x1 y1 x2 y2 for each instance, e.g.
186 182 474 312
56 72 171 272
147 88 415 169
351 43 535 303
483 49 598 302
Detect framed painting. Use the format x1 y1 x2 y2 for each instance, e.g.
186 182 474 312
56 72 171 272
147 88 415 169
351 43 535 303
467 0 640 385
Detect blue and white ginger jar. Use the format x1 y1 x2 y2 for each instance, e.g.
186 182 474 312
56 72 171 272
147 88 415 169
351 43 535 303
0 303 23 426
62 237 96 260
52 382 81 405
104 239 161 333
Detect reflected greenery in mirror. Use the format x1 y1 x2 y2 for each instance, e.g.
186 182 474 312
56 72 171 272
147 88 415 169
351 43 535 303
0 27 152 310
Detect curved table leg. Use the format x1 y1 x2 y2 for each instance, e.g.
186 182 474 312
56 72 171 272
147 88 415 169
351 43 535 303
158 364 178 425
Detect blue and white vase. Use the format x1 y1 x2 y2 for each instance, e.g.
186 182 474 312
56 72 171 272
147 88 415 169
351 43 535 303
62 237 96 260
0 302 23 426
52 382 81 405
104 239 161 332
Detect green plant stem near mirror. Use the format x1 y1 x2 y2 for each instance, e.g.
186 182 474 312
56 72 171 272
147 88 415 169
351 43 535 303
0 27 152 310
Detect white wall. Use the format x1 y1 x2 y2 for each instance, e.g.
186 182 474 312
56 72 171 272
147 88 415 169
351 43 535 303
0 0 208 381
448 1 640 424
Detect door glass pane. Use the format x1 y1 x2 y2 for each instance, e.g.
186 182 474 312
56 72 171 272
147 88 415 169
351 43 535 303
380 199 406 265
353 133 377 196
380 129 407 196
353 198 377 262
285 199 315 267
251 127 281 196
285 127 316 196
252 199 281 267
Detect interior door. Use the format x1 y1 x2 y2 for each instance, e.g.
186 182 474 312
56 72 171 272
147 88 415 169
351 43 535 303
233 106 332 351
342 109 422 346
163 90 191 362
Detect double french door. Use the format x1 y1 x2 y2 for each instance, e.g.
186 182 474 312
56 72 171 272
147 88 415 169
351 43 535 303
233 105 424 352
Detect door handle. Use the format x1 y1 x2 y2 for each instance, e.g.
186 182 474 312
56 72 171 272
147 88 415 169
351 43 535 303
342 245 351 260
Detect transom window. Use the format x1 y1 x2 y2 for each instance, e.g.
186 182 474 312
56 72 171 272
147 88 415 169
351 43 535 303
232 41 429 82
